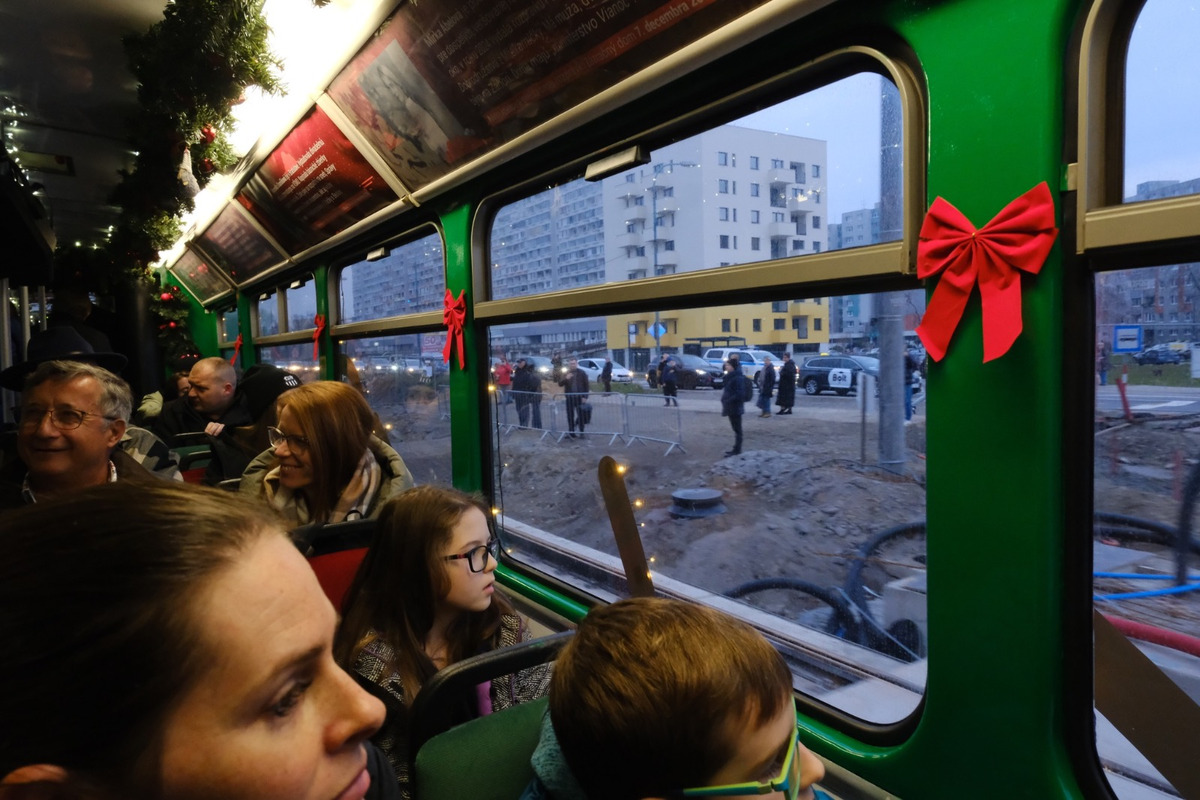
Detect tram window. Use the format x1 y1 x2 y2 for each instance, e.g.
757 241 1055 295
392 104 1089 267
489 289 928 722
257 343 320 384
257 293 280 337
1122 0 1200 204
1094 263 1200 799
340 334 452 486
218 307 238 344
487 74 901 301
338 230 445 324
285 279 317 331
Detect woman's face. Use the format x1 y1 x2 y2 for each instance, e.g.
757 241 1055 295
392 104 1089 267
273 406 314 492
158 533 385 800
438 507 496 616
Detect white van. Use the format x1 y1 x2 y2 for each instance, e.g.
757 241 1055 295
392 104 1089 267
702 348 781 385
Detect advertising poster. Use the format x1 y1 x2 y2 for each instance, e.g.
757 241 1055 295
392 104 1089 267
237 106 397 254
328 0 766 191
170 247 233 303
196 204 287 285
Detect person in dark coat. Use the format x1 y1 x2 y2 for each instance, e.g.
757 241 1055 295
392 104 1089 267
557 358 589 438
720 361 744 457
756 356 775 417
660 355 678 407
512 359 543 429
776 352 797 414
600 357 613 393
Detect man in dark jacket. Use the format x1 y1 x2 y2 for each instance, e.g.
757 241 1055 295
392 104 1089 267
600 358 613 393
720 361 744 457
660 355 678 407
558 358 590 438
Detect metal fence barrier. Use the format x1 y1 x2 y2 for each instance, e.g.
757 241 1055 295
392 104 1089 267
496 390 684 454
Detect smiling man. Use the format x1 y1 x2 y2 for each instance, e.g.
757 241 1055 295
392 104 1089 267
1 361 155 510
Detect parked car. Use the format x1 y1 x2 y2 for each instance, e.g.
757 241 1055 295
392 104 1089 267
672 353 723 389
799 355 880 396
1134 346 1182 365
701 348 781 384
576 358 632 384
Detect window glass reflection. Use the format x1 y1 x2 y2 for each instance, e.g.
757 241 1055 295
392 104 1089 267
339 231 445 323
257 343 320 384
340 334 452 486
257 294 279 337
285 279 318 332
489 73 901 300
1094 264 1200 800
489 289 927 723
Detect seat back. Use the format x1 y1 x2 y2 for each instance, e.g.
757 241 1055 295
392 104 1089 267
296 518 377 612
413 696 548 800
410 631 574 800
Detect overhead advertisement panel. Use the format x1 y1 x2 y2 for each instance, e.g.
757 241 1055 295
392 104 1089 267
327 0 767 191
170 247 234 303
196 204 288 285
237 105 397 254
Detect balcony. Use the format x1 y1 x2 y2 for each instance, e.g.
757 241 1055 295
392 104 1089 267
767 167 795 185
623 205 648 222
617 231 644 248
768 221 796 238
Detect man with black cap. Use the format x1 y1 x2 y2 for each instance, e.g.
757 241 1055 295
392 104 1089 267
0 328 181 482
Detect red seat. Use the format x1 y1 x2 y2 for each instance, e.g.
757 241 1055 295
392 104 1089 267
307 547 368 612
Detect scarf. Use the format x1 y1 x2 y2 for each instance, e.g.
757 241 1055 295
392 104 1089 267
264 447 381 525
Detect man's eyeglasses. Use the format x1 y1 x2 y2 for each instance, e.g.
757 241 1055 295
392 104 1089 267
443 538 500 573
680 725 803 799
19 407 118 431
267 426 311 452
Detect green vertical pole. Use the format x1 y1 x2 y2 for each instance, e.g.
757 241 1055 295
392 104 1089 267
442 204 483 490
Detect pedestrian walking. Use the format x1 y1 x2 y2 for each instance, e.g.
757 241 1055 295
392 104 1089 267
720 360 744 457
756 356 774 417
777 352 797 414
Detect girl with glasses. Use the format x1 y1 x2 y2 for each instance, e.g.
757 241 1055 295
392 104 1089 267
239 381 414 526
334 485 551 797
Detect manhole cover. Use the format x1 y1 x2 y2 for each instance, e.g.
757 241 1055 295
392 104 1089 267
669 488 726 518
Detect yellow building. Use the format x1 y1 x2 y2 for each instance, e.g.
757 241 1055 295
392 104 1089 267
611 298 830 355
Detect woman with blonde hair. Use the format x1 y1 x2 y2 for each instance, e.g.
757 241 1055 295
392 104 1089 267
334 485 550 796
240 381 414 525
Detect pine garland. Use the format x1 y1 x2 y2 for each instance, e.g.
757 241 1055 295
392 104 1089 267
84 0 286 359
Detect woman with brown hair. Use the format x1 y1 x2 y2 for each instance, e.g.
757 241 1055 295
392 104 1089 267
239 381 414 526
0 481 399 800
334 485 551 796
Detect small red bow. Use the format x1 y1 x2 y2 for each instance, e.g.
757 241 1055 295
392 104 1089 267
229 333 243 366
443 289 466 370
916 182 1058 363
312 314 326 361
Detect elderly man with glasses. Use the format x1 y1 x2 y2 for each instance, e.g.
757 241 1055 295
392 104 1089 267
1 361 156 510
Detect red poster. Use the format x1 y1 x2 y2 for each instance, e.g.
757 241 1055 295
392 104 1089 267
197 204 287 284
237 106 397 254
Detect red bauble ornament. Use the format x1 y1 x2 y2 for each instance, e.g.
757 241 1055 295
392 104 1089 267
201 126 216 144
160 292 173 301
200 158 214 174
168 321 177 328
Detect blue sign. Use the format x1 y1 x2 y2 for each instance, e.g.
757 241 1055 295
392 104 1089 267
1113 325 1142 353
651 322 668 338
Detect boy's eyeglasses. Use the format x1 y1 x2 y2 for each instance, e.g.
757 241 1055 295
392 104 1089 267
443 538 500 573
267 426 311 452
680 725 801 799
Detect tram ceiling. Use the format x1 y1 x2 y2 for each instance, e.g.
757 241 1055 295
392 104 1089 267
0 0 158 267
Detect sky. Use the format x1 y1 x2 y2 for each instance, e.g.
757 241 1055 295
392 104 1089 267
1123 0 1200 197
733 73 886 222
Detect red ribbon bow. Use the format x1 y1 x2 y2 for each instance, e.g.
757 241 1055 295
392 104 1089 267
443 289 466 370
312 314 326 361
916 182 1058 363
229 333 243 366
